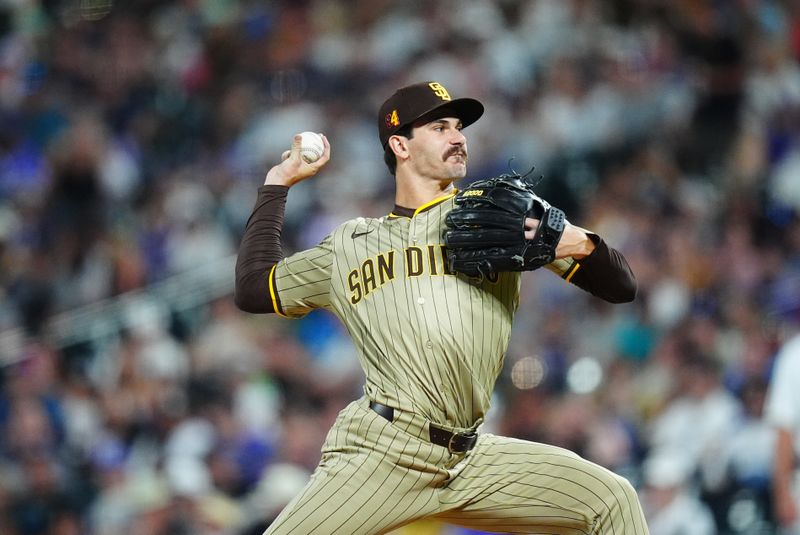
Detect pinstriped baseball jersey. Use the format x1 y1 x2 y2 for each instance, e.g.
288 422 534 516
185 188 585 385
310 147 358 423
267 191 527 428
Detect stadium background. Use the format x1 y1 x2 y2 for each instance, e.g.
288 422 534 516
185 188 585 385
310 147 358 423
0 0 799 533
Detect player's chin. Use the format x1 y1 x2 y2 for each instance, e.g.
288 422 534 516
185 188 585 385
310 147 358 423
444 160 467 179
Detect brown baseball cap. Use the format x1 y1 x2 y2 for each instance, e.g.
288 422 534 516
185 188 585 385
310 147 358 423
378 81 484 147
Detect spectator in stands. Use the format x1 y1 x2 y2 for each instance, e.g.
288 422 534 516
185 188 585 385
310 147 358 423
765 272 800 534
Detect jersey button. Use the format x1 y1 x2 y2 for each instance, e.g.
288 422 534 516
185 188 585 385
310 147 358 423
417 297 425 305
425 340 433 349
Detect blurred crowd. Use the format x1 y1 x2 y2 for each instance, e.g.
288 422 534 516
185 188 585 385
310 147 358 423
1 0 800 534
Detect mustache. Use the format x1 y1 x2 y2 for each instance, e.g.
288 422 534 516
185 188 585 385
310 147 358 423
444 146 467 161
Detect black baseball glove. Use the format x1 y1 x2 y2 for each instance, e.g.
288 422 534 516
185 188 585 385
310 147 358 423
444 173 566 278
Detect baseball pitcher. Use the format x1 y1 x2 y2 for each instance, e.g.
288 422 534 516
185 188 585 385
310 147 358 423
235 81 650 534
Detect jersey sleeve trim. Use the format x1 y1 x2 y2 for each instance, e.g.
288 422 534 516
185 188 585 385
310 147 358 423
564 262 581 282
268 264 287 318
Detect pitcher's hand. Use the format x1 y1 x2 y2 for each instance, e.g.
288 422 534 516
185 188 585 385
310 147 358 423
264 133 330 187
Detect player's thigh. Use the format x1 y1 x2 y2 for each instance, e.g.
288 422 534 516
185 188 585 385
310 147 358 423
264 402 446 535
437 434 648 534
263 453 431 535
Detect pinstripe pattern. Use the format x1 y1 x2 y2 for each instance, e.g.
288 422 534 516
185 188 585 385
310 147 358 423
273 196 519 429
263 399 647 534
437 435 647 534
265 398 450 534
265 195 648 534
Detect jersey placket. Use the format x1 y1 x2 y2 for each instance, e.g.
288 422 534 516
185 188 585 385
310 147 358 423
411 210 461 420
407 214 438 363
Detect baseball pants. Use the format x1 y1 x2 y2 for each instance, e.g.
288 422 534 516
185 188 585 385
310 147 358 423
264 397 649 534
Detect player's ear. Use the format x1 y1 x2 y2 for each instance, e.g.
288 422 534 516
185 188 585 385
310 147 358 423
388 135 410 161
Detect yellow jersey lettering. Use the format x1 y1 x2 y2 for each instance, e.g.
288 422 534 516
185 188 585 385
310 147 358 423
348 269 362 304
348 246 460 306
405 247 423 277
377 251 395 284
427 245 439 276
362 258 377 296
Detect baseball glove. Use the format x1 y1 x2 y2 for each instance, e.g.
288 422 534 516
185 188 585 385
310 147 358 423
444 172 566 278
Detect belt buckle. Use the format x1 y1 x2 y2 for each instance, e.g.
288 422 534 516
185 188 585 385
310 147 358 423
448 431 477 454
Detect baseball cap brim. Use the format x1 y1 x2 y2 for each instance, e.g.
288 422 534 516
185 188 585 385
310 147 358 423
412 98 484 130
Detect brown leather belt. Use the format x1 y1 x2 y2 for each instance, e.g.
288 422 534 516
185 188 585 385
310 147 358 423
369 401 477 454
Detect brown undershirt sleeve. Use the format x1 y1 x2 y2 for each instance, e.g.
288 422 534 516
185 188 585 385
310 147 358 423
234 185 289 313
565 234 637 304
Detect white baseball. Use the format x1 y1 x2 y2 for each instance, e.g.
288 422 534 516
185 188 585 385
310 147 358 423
299 131 324 163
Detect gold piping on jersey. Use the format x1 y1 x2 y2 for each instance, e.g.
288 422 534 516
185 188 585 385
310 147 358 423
268 264 287 317
412 190 457 217
565 262 581 282
388 190 459 219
